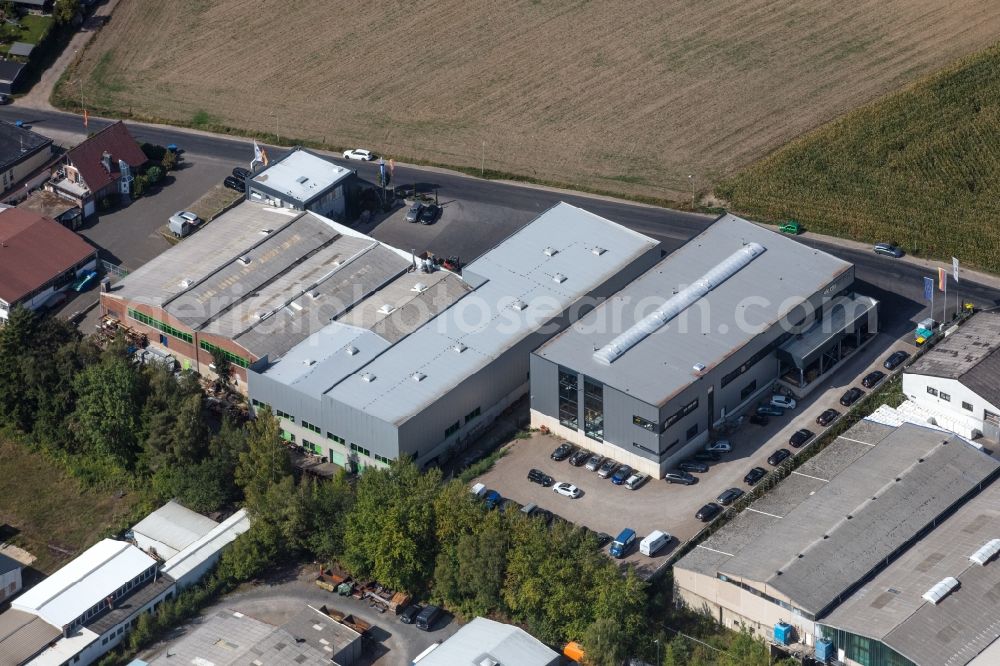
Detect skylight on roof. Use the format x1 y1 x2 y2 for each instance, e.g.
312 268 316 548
970 539 1000 566
361 372 376 383
922 576 959 604
552 272 567 284
543 246 558 257
412 372 426 382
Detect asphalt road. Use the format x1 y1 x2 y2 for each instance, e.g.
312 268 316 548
6 106 1000 324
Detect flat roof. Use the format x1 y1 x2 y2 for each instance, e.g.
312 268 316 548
0 552 19 575
130 500 219 559
0 609 61 665
534 214 852 406
17 190 78 220
418 617 559 666
676 421 1000 617
322 202 660 424
0 120 50 172
823 478 1000 666
160 510 249 583
250 148 352 205
11 540 156 628
147 609 276 666
907 311 1000 406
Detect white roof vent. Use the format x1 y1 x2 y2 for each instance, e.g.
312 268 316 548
302 359 315 366
591 246 606 256
179 279 192 289
476 657 499 666
378 304 396 315
511 299 528 311
543 246 558 257
693 363 706 373
411 372 426 382
308 291 320 300
344 345 359 356
256 310 272 321
237 255 251 266
970 539 1000 566
361 372 376 383
452 343 467 354
922 577 959 604
552 272 567 284
259 228 273 235
411 282 428 293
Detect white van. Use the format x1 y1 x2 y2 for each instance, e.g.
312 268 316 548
470 482 486 498
639 530 671 556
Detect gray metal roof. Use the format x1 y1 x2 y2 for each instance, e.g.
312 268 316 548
676 421 999 618
250 148 352 205
418 617 559 666
323 202 659 424
0 609 60 665
147 609 275 666
907 311 1000 407
823 479 1000 666
534 214 852 406
130 500 218 556
8 42 33 58
0 552 19 575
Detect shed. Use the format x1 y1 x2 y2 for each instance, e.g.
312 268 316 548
8 43 33 59
130 500 219 560
0 61 25 95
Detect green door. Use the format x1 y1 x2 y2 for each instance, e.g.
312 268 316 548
328 450 346 467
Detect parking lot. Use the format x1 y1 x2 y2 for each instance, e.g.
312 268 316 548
475 329 916 576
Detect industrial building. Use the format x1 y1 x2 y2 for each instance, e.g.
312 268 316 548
129 499 220 560
530 214 878 477
104 200 660 472
416 617 560 666
903 311 1000 443
160 510 250 590
246 147 356 220
674 420 1000 666
0 553 21 604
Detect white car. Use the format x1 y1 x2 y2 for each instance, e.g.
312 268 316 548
770 394 797 410
705 440 732 453
342 148 374 161
553 482 582 499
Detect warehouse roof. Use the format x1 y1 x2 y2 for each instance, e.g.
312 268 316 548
823 478 1000 666
677 421 1000 618
130 500 219 559
11 540 157 628
535 213 852 406
161 509 249 583
0 206 96 305
418 617 559 666
146 609 276 666
323 202 659 424
907 311 1000 407
250 148 352 205
0 609 61 665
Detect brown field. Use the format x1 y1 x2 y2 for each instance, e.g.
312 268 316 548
63 0 1000 199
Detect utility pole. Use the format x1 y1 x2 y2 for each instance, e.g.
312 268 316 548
688 174 694 208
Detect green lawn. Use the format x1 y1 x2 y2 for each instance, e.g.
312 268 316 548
19 14 53 44
717 44 1000 274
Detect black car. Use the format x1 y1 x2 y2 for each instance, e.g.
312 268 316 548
696 503 723 522
840 387 865 407
693 451 722 463
816 408 840 426
767 448 791 466
716 487 745 506
551 443 575 461
862 370 886 388
593 532 613 548
232 166 251 180
405 201 424 223
569 449 591 467
418 203 441 225
664 471 697 485
415 604 442 631
789 428 814 448
399 604 421 624
678 460 709 474
223 175 246 192
884 350 910 370
744 466 767 485
749 414 770 426
527 468 554 487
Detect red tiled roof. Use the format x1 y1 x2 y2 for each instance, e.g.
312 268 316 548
66 121 147 193
0 207 96 304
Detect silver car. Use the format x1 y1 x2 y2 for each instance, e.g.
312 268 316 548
585 454 604 472
405 202 424 223
597 459 619 478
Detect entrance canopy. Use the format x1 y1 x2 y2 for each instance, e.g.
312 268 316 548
778 295 878 368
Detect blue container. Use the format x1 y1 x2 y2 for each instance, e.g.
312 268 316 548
773 622 793 646
815 639 834 662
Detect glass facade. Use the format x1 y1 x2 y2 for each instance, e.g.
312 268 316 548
817 625 915 666
583 379 604 441
558 368 579 429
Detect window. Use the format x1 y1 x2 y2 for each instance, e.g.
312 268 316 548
275 409 295 422
302 420 321 434
374 453 393 464
127 308 193 343
303 439 322 454
927 387 938 397
720 335 789 387
633 415 658 433
327 432 345 444
558 368 579 429
445 421 461 438
251 398 271 410
686 423 699 441
199 340 250 368
583 379 604 441
963 401 974 412
664 398 699 430
280 430 296 443
349 442 370 457
939 392 951 402
740 380 757 401
465 406 481 424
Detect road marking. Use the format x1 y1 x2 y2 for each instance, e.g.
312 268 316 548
697 544 734 557
793 470 829 482
747 507 783 519
839 436 876 447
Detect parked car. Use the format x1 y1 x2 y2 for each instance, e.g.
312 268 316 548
789 428 814 448
223 175 246 192
551 443 575 461
405 201 424 223
884 350 910 370
232 166 251 180
705 440 732 453
534 508 554 525
696 503 722 522
693 451 721 463
874 242 904 258
168 210 202 238
38 291 68 314
767 448 791 466
625 472 648 490
716 487 745 506
609 528 636 558
749 414 770 426
418 203 441 225
399 605 420 624
770 394 797 409
816 408 840 426
553 482 582 499
483 490 502 510
778 221 801 235
756 404 784 417
840 387 865 407
678 460 709 474
71 270 98 292
569 449 590 467
585 454 604 471
640 530 672 556
343 148 375 161
744 466 767 486
862 370 886 388
527 468 554 487
500 498 521 513
415 604 442 631
593 532 613 548
611 465 634 485
664 471 697 485
597 459 619 478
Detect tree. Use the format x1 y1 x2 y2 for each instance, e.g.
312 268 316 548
234 407 291 513
146 164 164 184
161 149 177 171
662 634 692 666
216 522 283 581
131 174 149 197
210 346 232 387
721 629 771 666
304 471 354 561
53 0 79 25
0 2 15 22
582 616 628 666
70 347 145 466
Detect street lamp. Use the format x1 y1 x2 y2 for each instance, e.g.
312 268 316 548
688 174 694 208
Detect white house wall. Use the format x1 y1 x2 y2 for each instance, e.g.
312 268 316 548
903 374 1000 438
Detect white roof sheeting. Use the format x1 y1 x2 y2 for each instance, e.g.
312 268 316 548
131 501 219 559
970 539 1000 566
417 617 559 666
250 149 352 204
12 540 156 628
161 510 250 583
26 627 100 666
922 576 960 605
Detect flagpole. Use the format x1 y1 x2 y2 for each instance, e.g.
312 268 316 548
942 276 947 326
